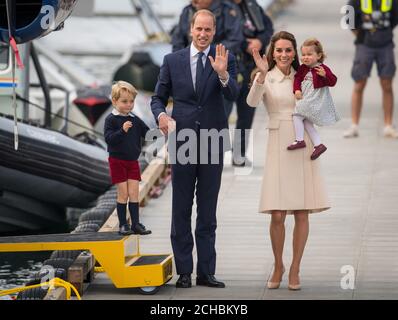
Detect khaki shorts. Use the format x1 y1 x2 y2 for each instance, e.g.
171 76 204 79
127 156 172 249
351 43 396 81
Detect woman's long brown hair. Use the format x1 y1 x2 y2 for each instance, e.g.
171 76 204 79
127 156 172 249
250 31 300 85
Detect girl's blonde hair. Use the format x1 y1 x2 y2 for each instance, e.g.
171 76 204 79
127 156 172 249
302 38 326 63
111 81 138 101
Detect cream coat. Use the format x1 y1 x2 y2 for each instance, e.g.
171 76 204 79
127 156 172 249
247 67 331 214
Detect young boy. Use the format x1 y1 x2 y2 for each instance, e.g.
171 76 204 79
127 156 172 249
104 81 151 235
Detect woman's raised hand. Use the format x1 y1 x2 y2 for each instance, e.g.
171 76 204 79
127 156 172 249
252 48 269 74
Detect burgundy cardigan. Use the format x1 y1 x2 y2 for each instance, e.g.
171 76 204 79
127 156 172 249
293 63 337 93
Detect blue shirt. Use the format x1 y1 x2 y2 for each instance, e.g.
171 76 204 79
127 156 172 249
104 109 149 161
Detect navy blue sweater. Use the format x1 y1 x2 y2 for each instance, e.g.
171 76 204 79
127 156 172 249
104 112 149 161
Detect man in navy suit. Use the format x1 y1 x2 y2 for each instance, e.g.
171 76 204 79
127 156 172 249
151 9 239 288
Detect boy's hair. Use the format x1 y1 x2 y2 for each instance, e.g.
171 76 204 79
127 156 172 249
111 81 138 101
302 38 326 63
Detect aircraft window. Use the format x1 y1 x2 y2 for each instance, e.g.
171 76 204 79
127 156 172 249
0 45 9 71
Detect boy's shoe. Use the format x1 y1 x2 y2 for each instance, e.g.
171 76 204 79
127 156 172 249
132 223 152 235
383 125 398 138
287 140 306 150
311 144 327 160
119 224 134 235
343 124 359 138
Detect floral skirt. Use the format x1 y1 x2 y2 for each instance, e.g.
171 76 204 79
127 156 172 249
294 78 340 126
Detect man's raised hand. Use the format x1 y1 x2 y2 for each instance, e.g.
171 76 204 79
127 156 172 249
209 44 229 79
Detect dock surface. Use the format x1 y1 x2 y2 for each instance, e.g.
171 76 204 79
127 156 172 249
84 0 398 300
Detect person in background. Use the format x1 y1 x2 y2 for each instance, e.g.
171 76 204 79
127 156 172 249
171 0 244 55
344 0 398 138
231 0 273 166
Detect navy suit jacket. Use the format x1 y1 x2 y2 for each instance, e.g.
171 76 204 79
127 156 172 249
151 45 239 132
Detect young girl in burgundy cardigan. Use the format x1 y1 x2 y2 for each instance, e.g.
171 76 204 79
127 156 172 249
287 38 340 160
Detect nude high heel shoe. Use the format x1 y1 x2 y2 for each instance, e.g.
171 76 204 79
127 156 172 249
288 271 301 290
288 283 301 290
267 267 285 289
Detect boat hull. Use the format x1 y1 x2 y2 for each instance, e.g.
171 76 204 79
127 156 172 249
0 116 111 234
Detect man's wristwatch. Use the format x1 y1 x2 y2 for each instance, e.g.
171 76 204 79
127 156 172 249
218 72 229 81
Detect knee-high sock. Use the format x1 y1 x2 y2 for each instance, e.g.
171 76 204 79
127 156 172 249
293 115 305 141
116 202 127 226
304 119 321 146
128 202 139 226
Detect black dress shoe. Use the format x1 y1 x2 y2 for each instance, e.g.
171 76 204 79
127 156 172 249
176 274 192 288
131 223 152 235
196 275 225 288
119 224 134 235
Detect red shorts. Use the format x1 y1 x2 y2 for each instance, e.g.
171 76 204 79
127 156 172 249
108 157 141 184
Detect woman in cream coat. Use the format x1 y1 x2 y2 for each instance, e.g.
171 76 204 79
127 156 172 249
246 31 330 290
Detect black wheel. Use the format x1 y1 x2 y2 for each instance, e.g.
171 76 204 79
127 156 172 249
16 287 48 300
66 207 91 229
98 190 117 202
80 219 104 227
42 258 75 271
74 222 100 233
50 250 82 260
25 267 67 286
78 210 111 227
95 201 116 211
137 286 161 295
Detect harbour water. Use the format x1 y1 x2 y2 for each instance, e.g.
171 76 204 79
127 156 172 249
0 252 52 294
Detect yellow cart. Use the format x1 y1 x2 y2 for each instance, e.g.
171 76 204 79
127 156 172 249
0 232 173 295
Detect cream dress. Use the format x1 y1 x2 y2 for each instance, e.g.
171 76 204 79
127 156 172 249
247 67 330 214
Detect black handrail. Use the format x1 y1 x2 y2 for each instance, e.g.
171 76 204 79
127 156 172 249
30 42 52 128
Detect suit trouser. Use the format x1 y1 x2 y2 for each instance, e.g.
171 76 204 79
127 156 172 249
170 150 224 276
232 71 255 159
224 97 234 119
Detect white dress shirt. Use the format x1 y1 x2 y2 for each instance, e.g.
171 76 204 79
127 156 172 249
190 43 211 91
112 108 135 117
